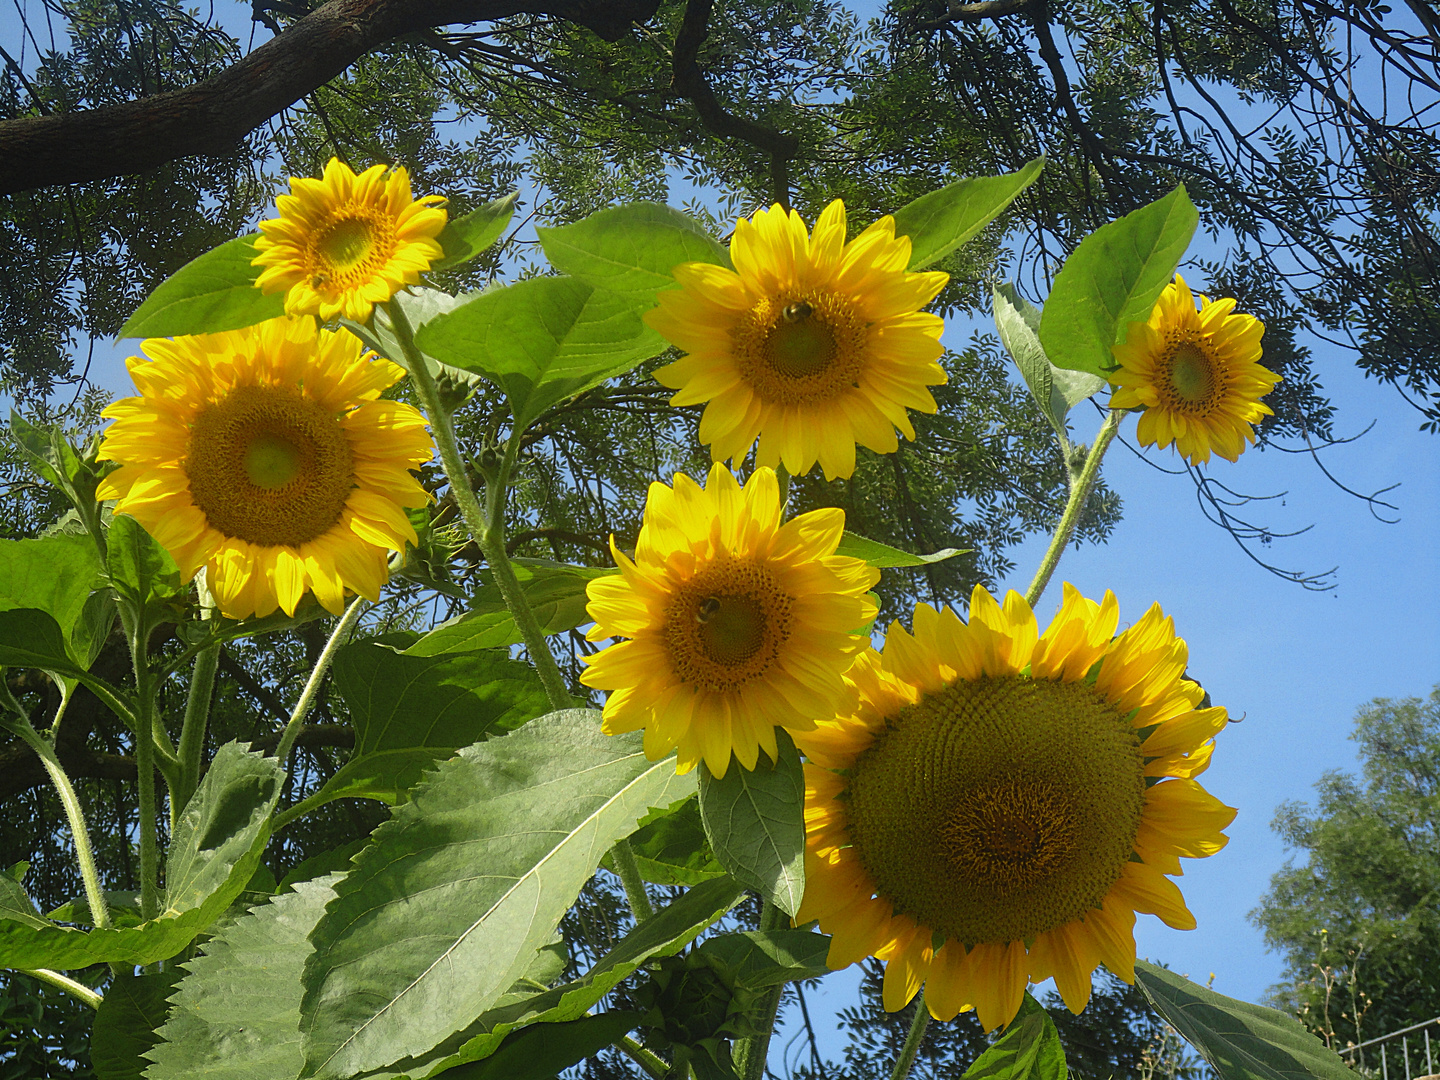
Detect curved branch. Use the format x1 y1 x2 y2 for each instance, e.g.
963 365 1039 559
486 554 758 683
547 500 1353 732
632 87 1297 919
0 0 662 194
919 0 1037 29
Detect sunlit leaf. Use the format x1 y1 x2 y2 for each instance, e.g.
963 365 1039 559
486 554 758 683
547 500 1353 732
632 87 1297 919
536 201 727 297
893 159 1044 271
433 192 519 269
118 235 284 339
993 284 1105 448
834 532 967 569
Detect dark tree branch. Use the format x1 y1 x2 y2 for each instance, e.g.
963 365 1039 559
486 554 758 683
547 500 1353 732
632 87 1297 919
505 526 610 557
919 0 1037 29
670 0 799 208
0 0 663 194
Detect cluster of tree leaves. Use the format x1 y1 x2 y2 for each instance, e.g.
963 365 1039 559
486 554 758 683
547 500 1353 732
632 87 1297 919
1252 685 1440 1058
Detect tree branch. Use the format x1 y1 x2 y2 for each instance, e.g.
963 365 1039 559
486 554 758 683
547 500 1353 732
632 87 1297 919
919 0 1037 29
670 0 798 208
0 0 663 194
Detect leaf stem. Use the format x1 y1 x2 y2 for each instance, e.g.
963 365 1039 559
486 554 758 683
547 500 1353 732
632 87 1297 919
733 901 788 1080
18 968 102 1011
1024 408 1122 608
890 991 930 1080
274 596 366 765
386 298 572 711
609 839 654 922
616 1035 669 1080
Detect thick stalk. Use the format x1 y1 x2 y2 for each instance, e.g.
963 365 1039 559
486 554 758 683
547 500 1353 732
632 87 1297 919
609 838 654 922
732 901 787 1080
18 968 102 1010
274 596 367 764
387 299 571 711
128 627 161 923
1024 409 1123 608
0 688 111 931
173 575 218 820
890 992 930 1080
616 1036 669 1080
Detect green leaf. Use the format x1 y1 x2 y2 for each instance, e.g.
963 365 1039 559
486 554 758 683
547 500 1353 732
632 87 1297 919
536 201 727 298
374 875 744 1080
118 235 285 339
892 159 1044 271
8 410 84 494
1039 186 1199 380
414 275 667 431
698 730 806 916
0 608 86 676
315 642 549 805
345 287 492 404
298 709 697 1079
165 741 284 920
91 970 183 1080
963 994 1067 1080
146 874 344 1080
993 284 1106 448
1134 960 1358 1080
693 929 831 988
406 560 612 656
434 192 520 269
106 513 183 618
437 1012 643 1080
611 794 725 886
47 891 143 929
0 533 103 655
277 839 369 893
833 532 967 569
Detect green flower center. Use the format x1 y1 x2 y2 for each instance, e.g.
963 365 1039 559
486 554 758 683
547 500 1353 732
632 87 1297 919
319 217 377 270
1167 341 1219 405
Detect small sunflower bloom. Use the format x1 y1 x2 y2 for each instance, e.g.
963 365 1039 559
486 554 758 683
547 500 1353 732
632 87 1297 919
1109 275 1279 464
580 463 880 778
795 584 1234 1032
97 317 433 620
645 200 949 481
253 157 447 323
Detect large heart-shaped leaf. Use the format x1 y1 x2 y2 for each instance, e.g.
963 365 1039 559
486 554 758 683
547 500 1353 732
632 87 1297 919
298 710 696 1079
0 533 103 663
118 235 285 339
536 201 727 297
892 159 1044 271
91 970 183 1080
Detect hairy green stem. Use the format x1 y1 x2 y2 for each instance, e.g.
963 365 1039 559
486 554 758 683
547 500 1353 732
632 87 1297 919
609 839 654 923
733 901 787 1080
18 968 102 1010
173 642 217 825
616 1035 669 1080
890 992 930 1080
127 623 161 923
1024 409 1123 608
386 299 572 711
274 596 367 764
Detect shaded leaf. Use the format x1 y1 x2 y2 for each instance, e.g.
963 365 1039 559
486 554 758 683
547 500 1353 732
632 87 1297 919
0 608 86 676
1134 960 1358 1080
0 533 103 657
693 929 831 988
118 235 285 339
537 201 727 297
299 710 696 1079
92 970 182 1080
834 532 967 569
699 730 805 916
437 1012 643 1080
893 159 1044 271
434 192 519 269
993 284 1106 448
8 410 84 494
609 794 725 886
963 994 1066 1080
1039 186 1198 380
106 514 183 615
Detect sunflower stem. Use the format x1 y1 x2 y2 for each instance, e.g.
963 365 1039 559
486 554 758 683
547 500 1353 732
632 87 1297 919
1024 408 1122 608
890 991 930 1080
174 579 218 823
609 838 653 923
386 299 573 712
17 968 103 1011
274 596 366 765
733 901 788 1080
126 620 161 924
0 688 111 932
616 1035 669 1080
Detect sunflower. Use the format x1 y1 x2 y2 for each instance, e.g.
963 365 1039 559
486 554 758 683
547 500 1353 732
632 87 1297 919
97 317 433 620
1109 275 1279 465
794 584 1234 1031
644 200 949 482
580 463 880 777
252 157 447 323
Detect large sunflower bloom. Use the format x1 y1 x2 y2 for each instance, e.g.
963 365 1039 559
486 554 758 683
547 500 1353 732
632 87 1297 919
252 157 447 323
1109 275 1279 465
645 201 949 482
97 317 433 620
580 463 880 777
795 584 1235 1032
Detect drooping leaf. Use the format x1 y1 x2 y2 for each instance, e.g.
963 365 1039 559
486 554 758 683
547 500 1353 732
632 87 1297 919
164 741 284 919
434 192 520 269
9 410 83 492
405 560 612 656
833 532 967 569
892 159 1044 271
698 730 806 916
106 514 184 616
298 710 696 1079
91 970 183 1080
1039 186 1198 380
692 929 831 988
145 874 344 1080
0 533 102 653
371 875 744 1080
608 794 725 886
314 643 549 805
437 1012 643 1080
118 234 285 339
536 201 727 298
1134 960 1358 1080
414 276 667 432
993 284 1106 448
962 994 1067 1080
0 608 87 677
